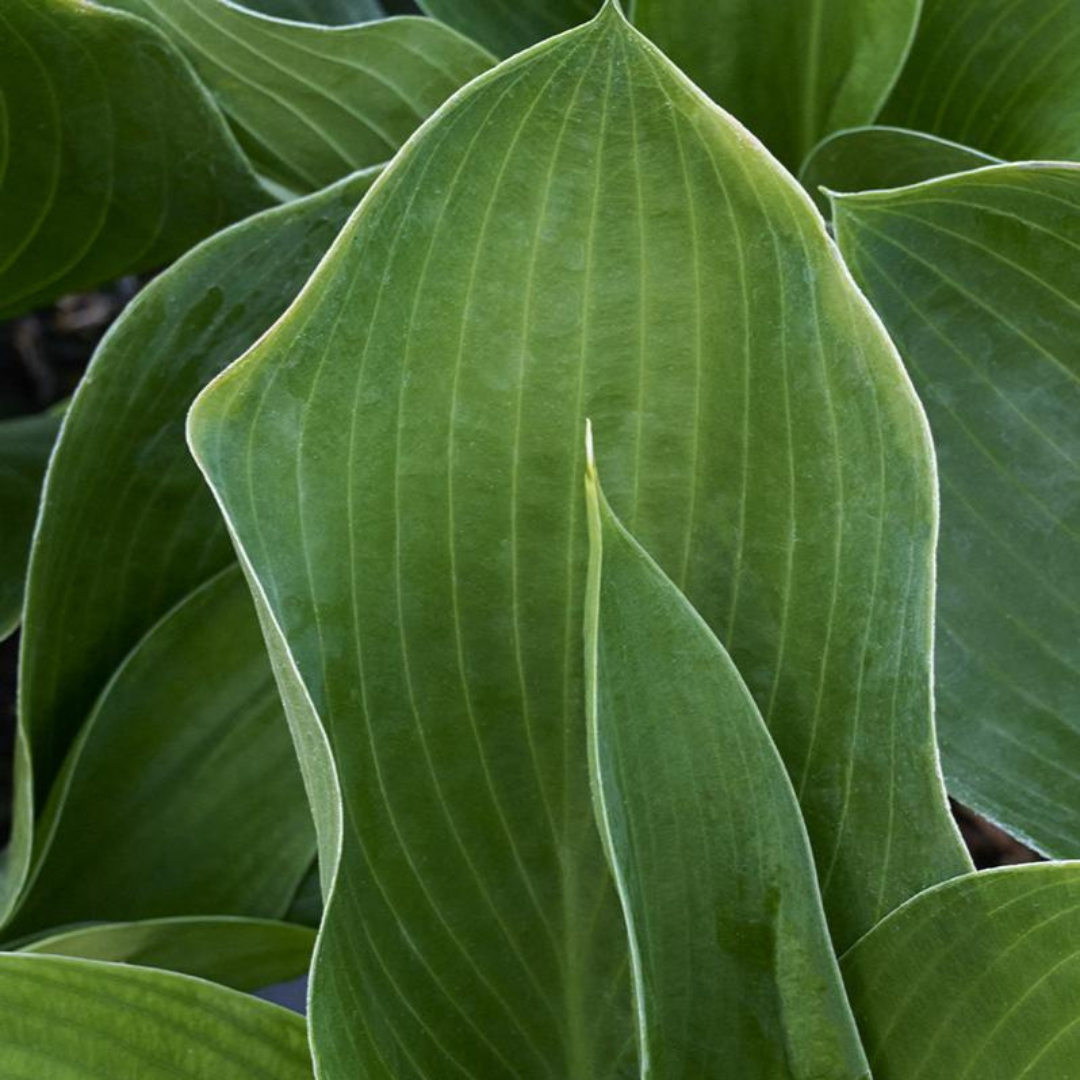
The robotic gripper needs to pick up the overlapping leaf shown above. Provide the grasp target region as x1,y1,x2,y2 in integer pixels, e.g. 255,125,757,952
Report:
0,409,62,640
109,0,494,193
18,916,315,993
801,127,997,212
0,953,312,1080
191,8,967,1076
3,568,312,940
842,864,1080,1078
833,165,1080,857
419,0,598,57
584,455,870,1078
632,0,922,169
3,169,379,928
0,0,268,320
882,0,1080,161
240,0,382,22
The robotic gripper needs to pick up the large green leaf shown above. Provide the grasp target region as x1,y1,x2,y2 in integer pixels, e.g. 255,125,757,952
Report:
109,0,494,194
192,6,967,1073
3,567,312,940
0,410,62,641
631,0,922,170
801,126,998,212
0,0,267,320
240,0,382,22
881,0,1080,160
418,0,598,57
832,164,1080,857
3,169,379,926
0,953,312,1079
18,916,315,993
842,864,1080,1078
584,450,870,1078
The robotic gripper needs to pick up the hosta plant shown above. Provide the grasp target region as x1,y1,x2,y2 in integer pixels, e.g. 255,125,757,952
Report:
0,0,1077,1078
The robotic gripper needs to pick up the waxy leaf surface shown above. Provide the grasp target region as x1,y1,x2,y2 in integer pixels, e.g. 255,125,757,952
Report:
3,170,378,926
0,953,312,1080
584,461,870,1079
19,916,315,993
112,0,494,193
0,410,62,641
192,8,965,1076
632,0,921,169
0,0,267,320
419,0,598,57
882,0,1080,161
801,127,997,213
842,864,1080,1079
834,165,1080,857
4,568,312,940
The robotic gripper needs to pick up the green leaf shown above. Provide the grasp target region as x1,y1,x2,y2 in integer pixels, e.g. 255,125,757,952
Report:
284,861,323,928
882,0,1080,160
4,168,379,926
0,409,63,641
18,916,315,993
0,0,268,321
190,7,967,1074
842,864,1080,1078
239,0,382,23
631,0,922,169
3,567,313,940
0,953,312,1079
800,126,998,213
832,164,1080,858
108,0,494,194
418,0,599,57
584,449,870,1078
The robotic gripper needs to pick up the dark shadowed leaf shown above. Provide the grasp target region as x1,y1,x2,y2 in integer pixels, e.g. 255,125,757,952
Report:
110,0,493,194
0,0,268,320
0,410,62,641
833,164,1080,858
882,0,1080,161
4,568,312,940
419,0,598,57
632,0,922,169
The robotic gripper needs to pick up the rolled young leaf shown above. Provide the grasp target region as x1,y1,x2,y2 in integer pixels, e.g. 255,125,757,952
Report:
18,916,315,993
0,0,268,321
192,6,967,1074
584,445,870,1079
0,953,312,1080
832,165,1080,858
631,0,922,170
3,567,312,940
842,863,1080,1079
881,0,1080,161
418,0,599,57
0,409,63,641
109,0,494,194
4,169,380,927
800,127,998,213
